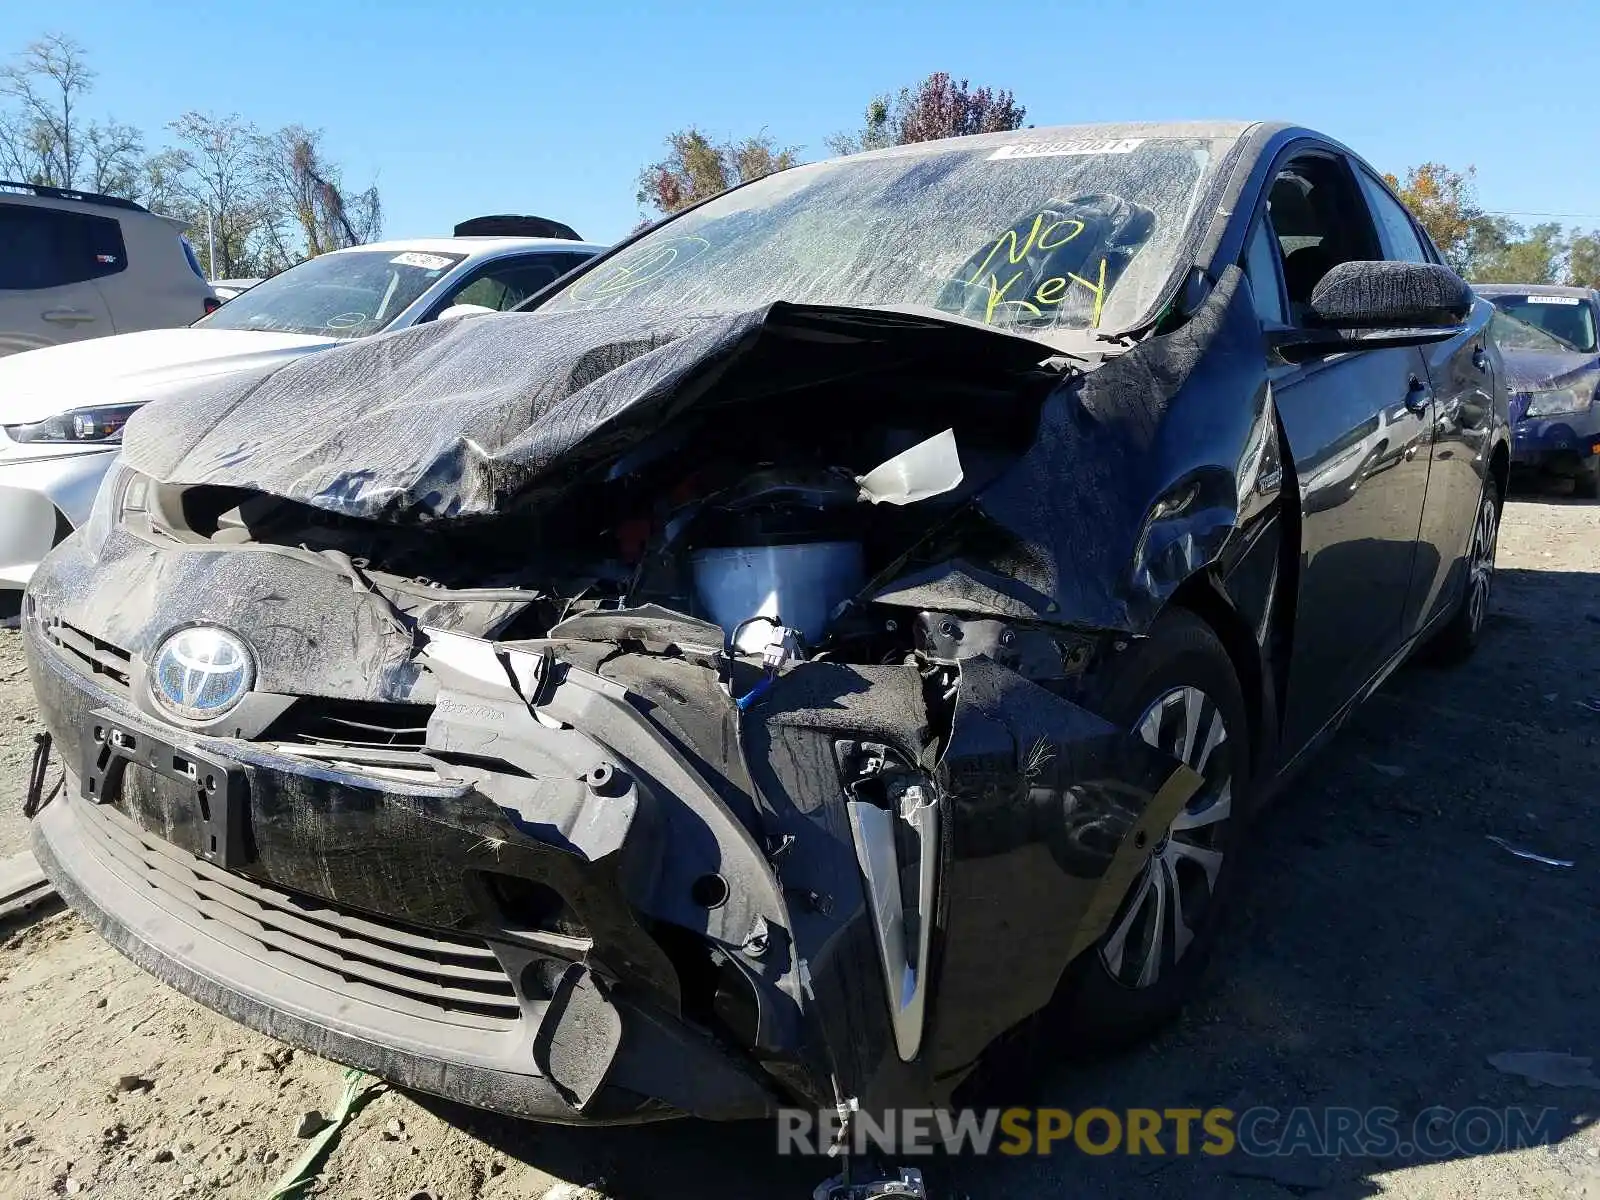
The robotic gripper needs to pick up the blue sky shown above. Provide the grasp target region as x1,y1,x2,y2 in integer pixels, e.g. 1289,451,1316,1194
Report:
3,0,1595,245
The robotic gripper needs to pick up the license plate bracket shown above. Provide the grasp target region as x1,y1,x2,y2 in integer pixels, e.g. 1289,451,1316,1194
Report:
81,708,254,869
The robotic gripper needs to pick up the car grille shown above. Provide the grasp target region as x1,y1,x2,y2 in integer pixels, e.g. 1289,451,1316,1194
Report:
80,795,522,1028
45,617,132,695
267,699,434,750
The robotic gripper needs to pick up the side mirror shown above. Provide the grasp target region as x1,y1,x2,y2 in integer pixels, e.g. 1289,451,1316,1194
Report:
1307,260,1473,329
1270,261,1474,362
437,303,495,322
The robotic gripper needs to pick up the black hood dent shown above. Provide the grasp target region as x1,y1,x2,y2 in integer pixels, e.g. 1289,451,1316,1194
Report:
119,303,1058,524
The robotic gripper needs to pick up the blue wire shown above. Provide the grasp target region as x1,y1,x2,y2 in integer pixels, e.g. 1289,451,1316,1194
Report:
735,674,776,711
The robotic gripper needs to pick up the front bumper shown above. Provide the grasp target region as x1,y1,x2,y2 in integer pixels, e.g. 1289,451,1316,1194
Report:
23,614,789,1124
23,528,1199,1123
0,447,116,589
34,785,651,1122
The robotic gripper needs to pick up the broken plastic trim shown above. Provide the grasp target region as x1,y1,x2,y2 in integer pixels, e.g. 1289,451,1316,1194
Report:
854,428,964,507
847,779,937,1062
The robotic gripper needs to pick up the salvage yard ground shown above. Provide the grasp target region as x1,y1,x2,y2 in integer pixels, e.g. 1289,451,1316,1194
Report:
0,493,1597,1200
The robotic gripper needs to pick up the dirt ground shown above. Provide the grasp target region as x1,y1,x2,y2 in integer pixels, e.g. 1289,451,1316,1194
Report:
1,491,1597,1200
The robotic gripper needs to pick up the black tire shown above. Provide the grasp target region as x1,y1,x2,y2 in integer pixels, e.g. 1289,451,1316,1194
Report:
1047,608,1252,1056
1429,476,1501,664
1575,456,1600,500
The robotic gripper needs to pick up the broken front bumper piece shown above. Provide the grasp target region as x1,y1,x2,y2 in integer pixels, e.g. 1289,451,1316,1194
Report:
27,611,1201,1123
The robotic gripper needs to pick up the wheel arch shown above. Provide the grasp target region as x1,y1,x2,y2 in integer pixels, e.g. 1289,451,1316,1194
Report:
1489,439,1510,504
1161,570,1269,784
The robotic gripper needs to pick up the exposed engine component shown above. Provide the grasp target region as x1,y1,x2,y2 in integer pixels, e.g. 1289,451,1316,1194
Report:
692,541,863,652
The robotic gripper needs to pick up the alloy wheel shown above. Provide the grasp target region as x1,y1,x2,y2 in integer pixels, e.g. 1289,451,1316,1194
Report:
1466,494,1499,635
1098,685,1234,989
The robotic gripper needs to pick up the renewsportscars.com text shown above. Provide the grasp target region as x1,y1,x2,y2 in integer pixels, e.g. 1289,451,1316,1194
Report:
777,1105,1565,1158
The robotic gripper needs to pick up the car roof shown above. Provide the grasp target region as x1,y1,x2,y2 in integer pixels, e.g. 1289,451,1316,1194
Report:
0,180,188,229
831,120,1269,165
1474,283,1595,298
329,235,609,258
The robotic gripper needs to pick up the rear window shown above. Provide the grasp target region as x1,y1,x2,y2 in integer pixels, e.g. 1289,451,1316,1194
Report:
0,203,128,290
180,236,206,281
1487,294,1598,354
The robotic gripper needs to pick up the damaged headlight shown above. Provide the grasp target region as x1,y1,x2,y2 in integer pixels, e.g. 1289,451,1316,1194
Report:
1524,385,1594,418
81,459,148,558
4,403,142,444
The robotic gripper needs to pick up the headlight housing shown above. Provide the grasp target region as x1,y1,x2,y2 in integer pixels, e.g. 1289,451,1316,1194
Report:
81,459,150,559
4,403,142,444
1524,385,1594,418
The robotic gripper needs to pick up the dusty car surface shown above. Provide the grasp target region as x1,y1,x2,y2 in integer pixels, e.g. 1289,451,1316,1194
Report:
23,122,1507,1133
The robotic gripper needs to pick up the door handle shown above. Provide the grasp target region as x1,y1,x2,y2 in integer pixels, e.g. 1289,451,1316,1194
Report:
1471,344,1489,373
41,308,96,324
1404,375,1432,415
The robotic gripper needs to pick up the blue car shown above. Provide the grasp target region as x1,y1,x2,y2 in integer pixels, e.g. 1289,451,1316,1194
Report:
1480,284,1600,496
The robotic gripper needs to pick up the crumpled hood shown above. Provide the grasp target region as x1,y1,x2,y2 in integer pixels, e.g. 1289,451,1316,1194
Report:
1500,347,1600,393
0,328,336,425
118,303,1056,523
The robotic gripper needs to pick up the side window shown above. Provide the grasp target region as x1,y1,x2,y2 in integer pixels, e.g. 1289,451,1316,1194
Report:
444,254,582,313
1243,219,1286,325
80,213,129,279
1264,156,1383,323
0,205,68,290
0,204,127,290
1355,171,1429,264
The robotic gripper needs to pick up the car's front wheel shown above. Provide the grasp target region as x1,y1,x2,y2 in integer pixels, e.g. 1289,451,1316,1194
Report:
1050,608,1251,1054
1429,477,1500,663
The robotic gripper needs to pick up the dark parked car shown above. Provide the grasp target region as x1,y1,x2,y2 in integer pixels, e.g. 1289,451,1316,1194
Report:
23,122,1507,1151
1478,283,1600,495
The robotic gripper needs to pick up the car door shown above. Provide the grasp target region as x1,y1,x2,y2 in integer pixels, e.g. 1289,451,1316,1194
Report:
0,202,116,356
1353,168,1498,637
1244,151,1436,756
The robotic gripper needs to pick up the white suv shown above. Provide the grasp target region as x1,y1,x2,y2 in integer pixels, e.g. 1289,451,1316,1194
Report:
0,180,215,357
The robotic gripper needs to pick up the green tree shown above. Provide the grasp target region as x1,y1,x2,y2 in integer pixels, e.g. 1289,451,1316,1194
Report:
1568,230,1600,289
829,72,1026,155
1471,220,1566,284
1383,163,1484,274
636,127,799,217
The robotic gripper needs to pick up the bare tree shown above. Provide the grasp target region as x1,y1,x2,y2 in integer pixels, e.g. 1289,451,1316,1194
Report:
139,148,191,218
0,32,94,186
166,112,271,277
258,125,381,259
84,119,143,197
0,33,383,272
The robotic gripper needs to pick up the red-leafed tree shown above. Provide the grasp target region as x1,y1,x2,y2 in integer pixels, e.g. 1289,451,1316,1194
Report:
828,72,1027,155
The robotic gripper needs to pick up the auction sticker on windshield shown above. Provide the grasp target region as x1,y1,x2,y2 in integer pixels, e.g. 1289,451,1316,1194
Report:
990,138,1145,161
390,252,457,271
1525,295,1582,305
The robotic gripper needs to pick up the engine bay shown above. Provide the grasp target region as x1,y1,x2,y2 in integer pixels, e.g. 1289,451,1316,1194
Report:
130,369,1054,679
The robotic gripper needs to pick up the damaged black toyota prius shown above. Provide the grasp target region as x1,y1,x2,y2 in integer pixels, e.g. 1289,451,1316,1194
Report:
24,122,1507,1134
